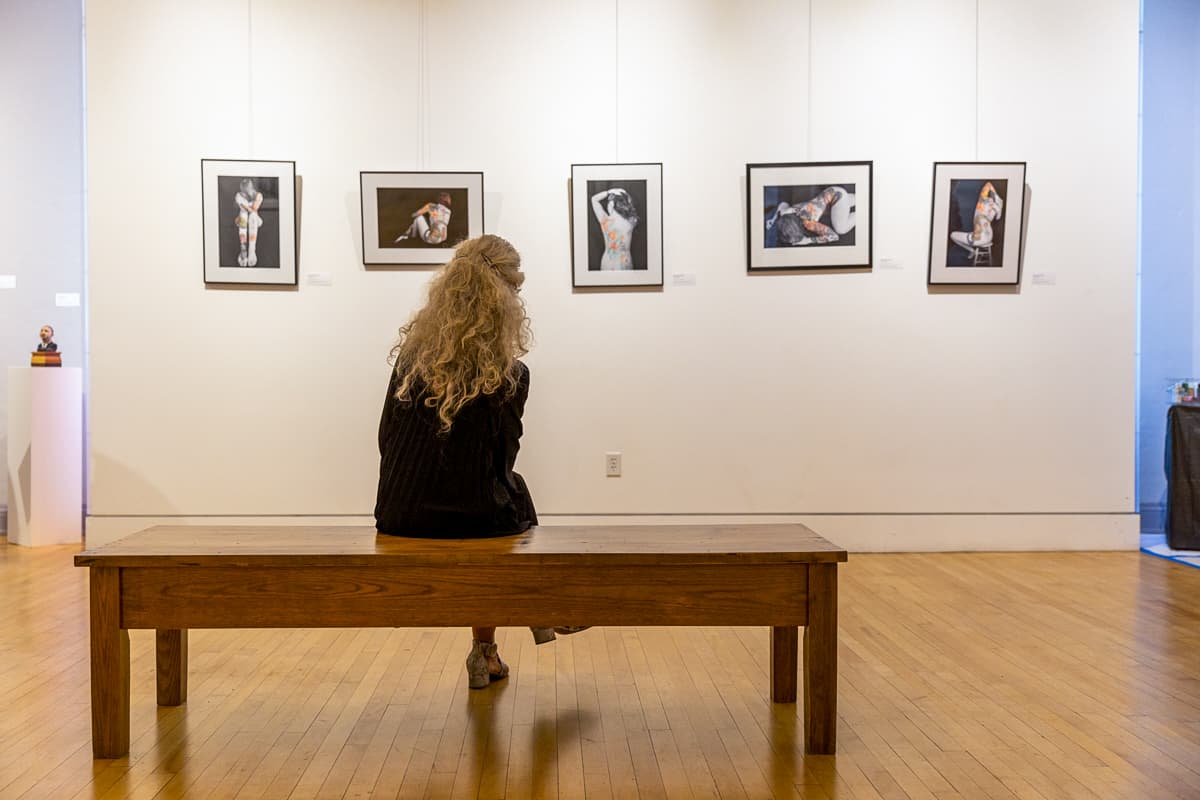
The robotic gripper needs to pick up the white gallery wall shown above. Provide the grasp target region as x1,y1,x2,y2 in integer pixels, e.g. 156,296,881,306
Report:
85,0,1140,549
0,0,86,532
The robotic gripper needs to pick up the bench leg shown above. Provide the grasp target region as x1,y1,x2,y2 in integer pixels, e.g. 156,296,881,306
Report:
803,563,838,754
89,567,129,758
770,626,798,702
156,629,188,706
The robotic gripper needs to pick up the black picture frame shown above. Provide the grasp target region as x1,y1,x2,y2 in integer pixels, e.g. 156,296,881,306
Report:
569,162,664,288
201,158,298,286
745,161,873,272
359,171,485,266
927,161,1027,286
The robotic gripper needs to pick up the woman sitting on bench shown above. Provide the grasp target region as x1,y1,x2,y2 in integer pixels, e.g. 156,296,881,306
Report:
375,233,584,689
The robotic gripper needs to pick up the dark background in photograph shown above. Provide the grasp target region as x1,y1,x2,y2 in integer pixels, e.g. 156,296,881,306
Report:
946,178,1008,267
585,179,649,271
763,184,857,248
217,176,281,268
376,188,470,249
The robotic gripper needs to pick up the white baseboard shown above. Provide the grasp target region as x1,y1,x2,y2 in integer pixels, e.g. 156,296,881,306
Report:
84,513,1139,551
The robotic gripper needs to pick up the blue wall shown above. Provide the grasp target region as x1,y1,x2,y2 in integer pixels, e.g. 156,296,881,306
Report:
1140,0,1200,531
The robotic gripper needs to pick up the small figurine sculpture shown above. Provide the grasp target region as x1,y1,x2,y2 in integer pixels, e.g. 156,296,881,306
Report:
31,324,62,367
36,325,58,352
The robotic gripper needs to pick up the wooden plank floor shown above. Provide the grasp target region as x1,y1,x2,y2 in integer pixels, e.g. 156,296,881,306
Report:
2,539,1198,799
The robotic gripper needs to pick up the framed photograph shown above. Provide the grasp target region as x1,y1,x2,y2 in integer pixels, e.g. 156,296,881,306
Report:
360,171,484,266
201,159,297,285
928,162,1026,285
746,161,872,271
570,163,663,287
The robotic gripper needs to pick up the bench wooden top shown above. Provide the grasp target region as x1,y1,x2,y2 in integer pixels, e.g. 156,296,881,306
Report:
75,524,847,568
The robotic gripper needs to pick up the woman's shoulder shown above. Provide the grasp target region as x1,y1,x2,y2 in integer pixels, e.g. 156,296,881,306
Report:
513,360,531,387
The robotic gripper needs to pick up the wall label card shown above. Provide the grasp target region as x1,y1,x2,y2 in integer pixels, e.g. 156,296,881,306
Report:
0,275,16,289
55,292,81,307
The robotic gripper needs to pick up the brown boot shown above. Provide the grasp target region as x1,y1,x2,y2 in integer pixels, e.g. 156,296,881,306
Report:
466,640,509,689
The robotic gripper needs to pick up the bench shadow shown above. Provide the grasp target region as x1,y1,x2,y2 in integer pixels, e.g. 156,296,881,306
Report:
464,688,597,793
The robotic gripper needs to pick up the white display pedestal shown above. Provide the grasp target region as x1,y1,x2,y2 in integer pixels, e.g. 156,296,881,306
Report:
7,366,83,546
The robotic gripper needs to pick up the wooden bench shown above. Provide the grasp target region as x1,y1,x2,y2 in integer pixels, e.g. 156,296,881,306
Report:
74,523,847,758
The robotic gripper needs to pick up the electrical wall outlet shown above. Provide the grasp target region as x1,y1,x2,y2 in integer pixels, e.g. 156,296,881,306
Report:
605,452,622,477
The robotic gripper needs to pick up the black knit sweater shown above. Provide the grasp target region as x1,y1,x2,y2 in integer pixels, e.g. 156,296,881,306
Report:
374,362,538,538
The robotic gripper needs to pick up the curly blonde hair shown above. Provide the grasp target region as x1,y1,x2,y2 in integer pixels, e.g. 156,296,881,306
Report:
390,234,531,432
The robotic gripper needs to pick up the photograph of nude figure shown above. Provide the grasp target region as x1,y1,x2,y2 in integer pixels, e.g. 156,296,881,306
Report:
945,178,1008,268
763,184,857,249
375,188,469,251
585,179,648,271
927,162,1026,285
216,176,280,269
